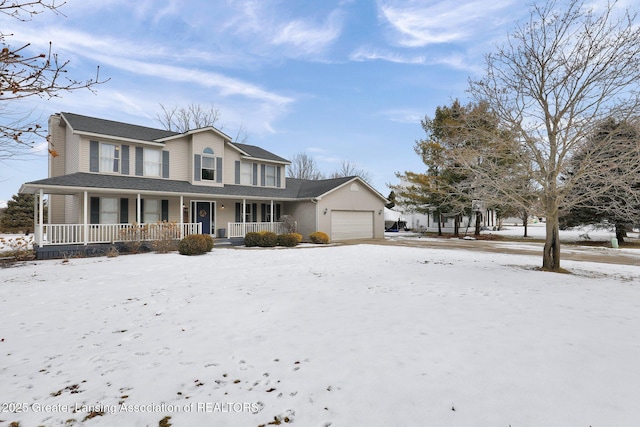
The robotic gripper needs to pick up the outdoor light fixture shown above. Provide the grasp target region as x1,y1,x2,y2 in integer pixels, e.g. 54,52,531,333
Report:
323,208,328,215
378,209,383,215
221,204,224,209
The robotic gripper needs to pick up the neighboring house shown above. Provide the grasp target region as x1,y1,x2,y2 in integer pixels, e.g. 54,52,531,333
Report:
393,179,497,233
20,112,386,258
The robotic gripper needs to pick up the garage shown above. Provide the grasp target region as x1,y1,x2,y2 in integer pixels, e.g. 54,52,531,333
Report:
330,210,374,240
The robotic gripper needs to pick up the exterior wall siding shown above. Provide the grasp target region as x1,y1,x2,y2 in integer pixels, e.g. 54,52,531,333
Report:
164,139,189,181
48,114,66,178
286,202,317,240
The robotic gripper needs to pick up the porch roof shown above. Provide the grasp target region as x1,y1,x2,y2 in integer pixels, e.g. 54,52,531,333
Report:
20,172,357,200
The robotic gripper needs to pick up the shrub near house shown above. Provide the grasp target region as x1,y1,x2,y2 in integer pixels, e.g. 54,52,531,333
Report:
178,234,214,255
309,232,329,244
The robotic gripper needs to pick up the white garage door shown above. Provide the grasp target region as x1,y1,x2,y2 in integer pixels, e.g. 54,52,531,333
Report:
331,210,374,240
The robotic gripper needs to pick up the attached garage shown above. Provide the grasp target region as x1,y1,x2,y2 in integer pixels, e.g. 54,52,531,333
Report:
331,210,374,240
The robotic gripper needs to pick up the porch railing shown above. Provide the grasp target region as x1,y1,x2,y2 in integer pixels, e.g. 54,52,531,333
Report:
227,222,286,238
37,222,202,246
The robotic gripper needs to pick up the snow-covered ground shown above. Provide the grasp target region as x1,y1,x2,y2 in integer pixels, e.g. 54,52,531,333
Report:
1,243,640,426
488,222,639,242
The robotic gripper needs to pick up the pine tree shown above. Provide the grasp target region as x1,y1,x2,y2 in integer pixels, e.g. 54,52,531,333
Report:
0,193,45,233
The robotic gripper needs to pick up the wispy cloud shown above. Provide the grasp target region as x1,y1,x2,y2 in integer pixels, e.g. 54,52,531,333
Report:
350,47,425,64
379,109,424,124
4,25,293,106
377,0,518,47
270,10,344,56
221,1,345,58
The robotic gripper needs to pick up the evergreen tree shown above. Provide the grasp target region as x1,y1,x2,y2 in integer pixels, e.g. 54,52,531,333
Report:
385,191,396,209
0,193,45,233
560,118,640,242
394,100,514,236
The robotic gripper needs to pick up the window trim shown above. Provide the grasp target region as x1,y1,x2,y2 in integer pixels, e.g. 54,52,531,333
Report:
264,165,277,187
143,199,161,223
143,148,162,177
201,147,216,181
99,143,120,174
100,197,119,224
240,161,253,185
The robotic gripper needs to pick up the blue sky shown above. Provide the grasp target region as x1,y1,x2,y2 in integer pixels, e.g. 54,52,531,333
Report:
1,0,545,204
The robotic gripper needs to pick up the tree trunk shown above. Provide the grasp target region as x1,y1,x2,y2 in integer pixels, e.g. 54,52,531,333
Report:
522,211,528,237
543,216,561,271
453,214,460,237
474,212,482,236
437,212,442,236
615,223,627,243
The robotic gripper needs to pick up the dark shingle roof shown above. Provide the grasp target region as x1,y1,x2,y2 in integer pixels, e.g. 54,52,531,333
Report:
61,112,181,142
22,173,358,200
231,142,290,163
288,176,355,198
60,113,289,164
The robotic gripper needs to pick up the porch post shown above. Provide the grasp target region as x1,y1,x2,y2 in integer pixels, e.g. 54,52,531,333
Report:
242,198,246,236
37,189,43,246
270,199,274,232
39,189,45,245
136,194,141,224
83,191,88,245
179,195,184,238
33,190,37,245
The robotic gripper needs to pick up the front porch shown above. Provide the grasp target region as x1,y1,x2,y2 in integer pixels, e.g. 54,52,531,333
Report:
36,222,202,246
34,221,287,246
26,187,291,253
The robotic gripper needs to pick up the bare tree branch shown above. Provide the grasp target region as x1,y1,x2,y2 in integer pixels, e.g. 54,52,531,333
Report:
465,0,640,270
1,1,108,156
156,103,221,133
287,152,325,180
330,160,372,183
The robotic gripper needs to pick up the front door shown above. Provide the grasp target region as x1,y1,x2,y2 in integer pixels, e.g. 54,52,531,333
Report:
195,202,215,234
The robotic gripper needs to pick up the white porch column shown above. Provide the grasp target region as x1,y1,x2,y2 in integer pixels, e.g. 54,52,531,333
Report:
270,199,274,233
37,189,44,246
179,195,184,238
136,194,141,224
242,198,246,236
270,200,274,223
33,190,38,245
83,191,88,245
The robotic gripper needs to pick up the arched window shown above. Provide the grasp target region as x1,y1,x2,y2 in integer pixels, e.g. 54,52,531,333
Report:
202,147,215,180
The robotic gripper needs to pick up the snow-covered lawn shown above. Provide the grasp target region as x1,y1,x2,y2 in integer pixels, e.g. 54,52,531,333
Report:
1,244,640,426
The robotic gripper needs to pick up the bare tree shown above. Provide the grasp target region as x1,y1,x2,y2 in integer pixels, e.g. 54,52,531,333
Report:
156,103,221,133
330,160,372,183
156,102,250,144
287,152,325,180
1,0,107,157
463,0,640,271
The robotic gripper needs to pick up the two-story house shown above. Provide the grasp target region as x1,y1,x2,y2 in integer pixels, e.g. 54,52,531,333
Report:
19,112,386,258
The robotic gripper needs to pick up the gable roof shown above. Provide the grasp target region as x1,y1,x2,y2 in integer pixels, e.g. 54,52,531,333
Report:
61,112,179,142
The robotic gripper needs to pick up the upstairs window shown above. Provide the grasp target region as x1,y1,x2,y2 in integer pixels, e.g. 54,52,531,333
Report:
265,165,276,186
240,162,253,185
202,147,215,181
100,143,120,173
143,148,162,177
